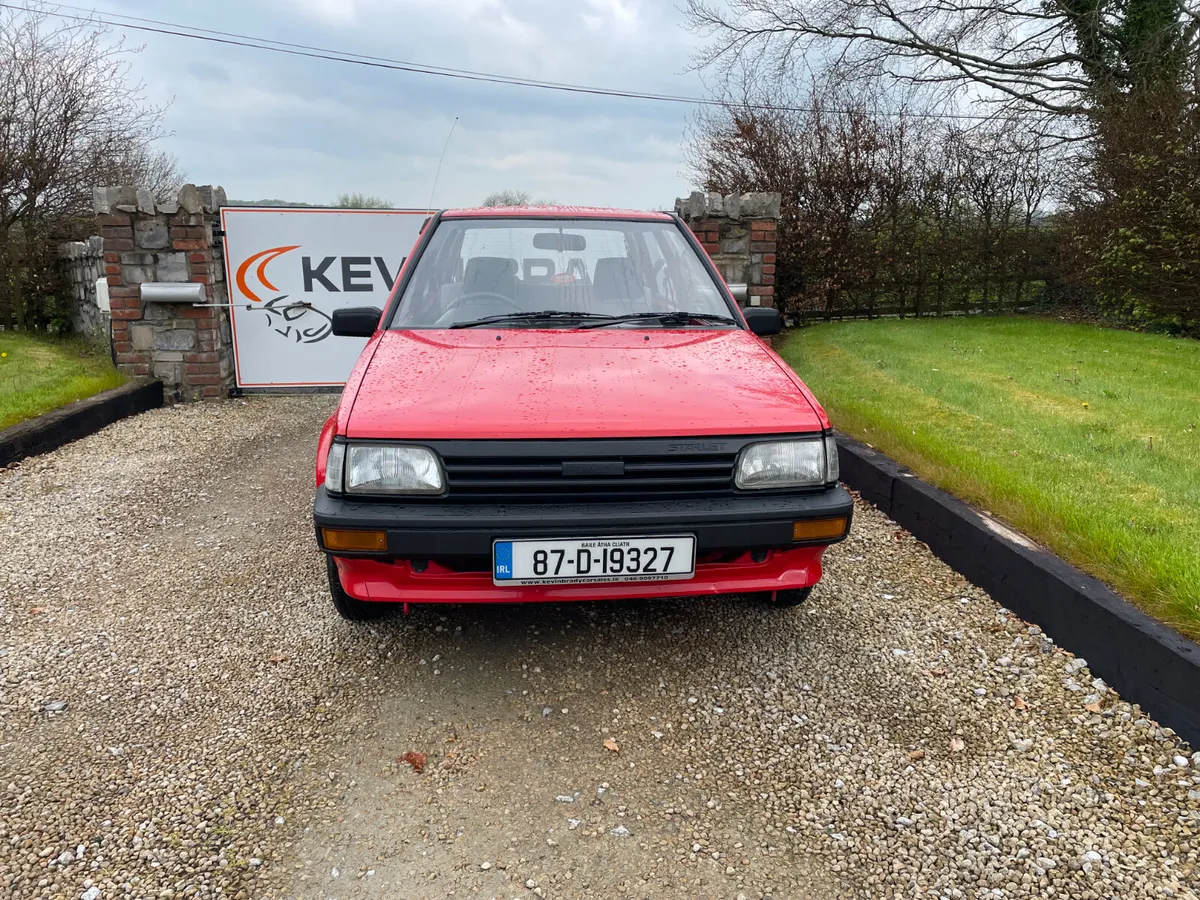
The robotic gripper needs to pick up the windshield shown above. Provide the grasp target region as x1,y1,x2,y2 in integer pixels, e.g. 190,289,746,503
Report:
389,217,735,328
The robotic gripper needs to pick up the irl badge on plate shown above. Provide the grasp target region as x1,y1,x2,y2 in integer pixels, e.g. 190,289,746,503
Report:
494,541,515,580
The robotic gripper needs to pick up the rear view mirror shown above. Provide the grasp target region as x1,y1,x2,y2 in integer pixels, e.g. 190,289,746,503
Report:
332,306,382,337
742,307,781,336
533,232,586,252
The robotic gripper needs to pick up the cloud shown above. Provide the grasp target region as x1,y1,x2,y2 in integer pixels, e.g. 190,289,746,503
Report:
98,0,708,209
581,0,640,33
286,0,361,26
184,61,230,84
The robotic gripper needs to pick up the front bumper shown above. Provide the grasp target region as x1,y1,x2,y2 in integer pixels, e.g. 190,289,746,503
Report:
314,485,853,603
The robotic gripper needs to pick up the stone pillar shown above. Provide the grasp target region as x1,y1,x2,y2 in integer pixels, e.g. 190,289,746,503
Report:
674,192,781,308
92,184,234,401
58,236,107,350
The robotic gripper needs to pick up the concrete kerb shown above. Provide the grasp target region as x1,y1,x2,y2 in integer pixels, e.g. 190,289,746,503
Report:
835,431,1200,747
0,378,164,468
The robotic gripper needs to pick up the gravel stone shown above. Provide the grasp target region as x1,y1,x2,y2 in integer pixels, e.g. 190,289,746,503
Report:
2,397,1197,900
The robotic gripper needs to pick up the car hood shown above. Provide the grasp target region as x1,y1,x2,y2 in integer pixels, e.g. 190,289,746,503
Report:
346,329,824,439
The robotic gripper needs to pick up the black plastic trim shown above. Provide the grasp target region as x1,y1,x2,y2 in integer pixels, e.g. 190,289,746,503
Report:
0,378,164,468
835,431,1200,747
314,484,854,558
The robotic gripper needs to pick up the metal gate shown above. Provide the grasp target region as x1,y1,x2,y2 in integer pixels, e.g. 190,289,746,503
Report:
220,207,427,389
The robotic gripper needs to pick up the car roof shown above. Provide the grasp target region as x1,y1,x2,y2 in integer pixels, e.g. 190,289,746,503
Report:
441,205,674,221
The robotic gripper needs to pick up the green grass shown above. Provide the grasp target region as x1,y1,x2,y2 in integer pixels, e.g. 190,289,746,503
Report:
780,317,1200,640
0,332,125,430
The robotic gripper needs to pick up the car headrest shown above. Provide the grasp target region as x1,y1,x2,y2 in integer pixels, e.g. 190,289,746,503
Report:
464,256,517,295
592,257,644,302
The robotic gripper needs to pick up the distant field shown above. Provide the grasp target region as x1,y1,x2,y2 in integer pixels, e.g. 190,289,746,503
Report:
781,317,1200,640
0,332,125,429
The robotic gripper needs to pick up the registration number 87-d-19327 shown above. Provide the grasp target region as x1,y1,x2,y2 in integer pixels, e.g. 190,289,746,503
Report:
493,535,696,586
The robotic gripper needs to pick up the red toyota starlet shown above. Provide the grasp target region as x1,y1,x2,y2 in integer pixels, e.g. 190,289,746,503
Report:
313,206,852,619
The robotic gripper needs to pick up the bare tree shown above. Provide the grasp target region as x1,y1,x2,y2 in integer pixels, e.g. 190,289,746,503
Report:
0,2,176,329
0,4,169,226
687,0,1198,130
691,77,1058,319
482,189,533,207
109,147,188,203
335,192,392,209
689,0,1199,327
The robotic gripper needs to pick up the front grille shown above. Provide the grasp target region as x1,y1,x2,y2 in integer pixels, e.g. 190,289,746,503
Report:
334,436,827,504
440,449,738,502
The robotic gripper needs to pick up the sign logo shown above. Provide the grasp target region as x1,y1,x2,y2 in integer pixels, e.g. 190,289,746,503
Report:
234,244,333,344
236,245,299,303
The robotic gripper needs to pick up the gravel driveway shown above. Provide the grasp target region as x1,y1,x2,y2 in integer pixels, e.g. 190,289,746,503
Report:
1,396,1197,900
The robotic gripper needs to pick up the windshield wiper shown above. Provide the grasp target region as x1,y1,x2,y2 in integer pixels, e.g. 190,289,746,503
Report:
577,311,740,329
449,310,617,329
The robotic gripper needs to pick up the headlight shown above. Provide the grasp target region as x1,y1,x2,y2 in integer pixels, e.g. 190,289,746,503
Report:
736,438,835,489
345,444,445,494
324,442,345,492
824,434,839,482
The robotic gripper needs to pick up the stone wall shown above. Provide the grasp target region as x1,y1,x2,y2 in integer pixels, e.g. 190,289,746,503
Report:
58,236,107,349
674,192,781,308
93,184,234,401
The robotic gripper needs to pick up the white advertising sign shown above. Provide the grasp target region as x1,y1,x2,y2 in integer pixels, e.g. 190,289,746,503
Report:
221,208,428,388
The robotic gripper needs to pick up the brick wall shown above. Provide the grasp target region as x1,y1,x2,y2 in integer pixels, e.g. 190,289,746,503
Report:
675,192,781,308
92,184,234,401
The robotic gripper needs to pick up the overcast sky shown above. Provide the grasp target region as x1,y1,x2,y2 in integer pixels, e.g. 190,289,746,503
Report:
92,0,712,210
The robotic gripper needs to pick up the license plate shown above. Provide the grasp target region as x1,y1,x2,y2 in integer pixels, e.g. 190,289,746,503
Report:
493,535,696,586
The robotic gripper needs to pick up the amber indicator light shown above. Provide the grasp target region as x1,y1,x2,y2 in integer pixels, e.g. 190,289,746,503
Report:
321,528,387,552
792,517,848,542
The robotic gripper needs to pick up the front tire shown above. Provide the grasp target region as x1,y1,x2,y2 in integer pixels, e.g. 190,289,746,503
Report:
326,556,392,621
753,587,813,608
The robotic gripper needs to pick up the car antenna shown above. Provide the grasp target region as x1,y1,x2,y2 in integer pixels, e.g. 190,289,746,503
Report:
426,116,459,215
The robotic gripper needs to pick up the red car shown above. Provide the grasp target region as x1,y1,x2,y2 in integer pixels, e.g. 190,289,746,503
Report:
313,207,851,619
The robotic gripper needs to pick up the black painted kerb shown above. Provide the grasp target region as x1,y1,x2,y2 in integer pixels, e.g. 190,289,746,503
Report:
0,378,164,468
837,431,1200,747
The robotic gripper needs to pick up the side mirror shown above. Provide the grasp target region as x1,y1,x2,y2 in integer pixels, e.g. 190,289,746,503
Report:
331,306,382,337
742,306,781,337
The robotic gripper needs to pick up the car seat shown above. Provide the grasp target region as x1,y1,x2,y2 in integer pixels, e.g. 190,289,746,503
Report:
463,257,518,299
592,257,646,316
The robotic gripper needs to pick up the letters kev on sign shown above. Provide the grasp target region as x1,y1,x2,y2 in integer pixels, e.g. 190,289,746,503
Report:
221,207,427,388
